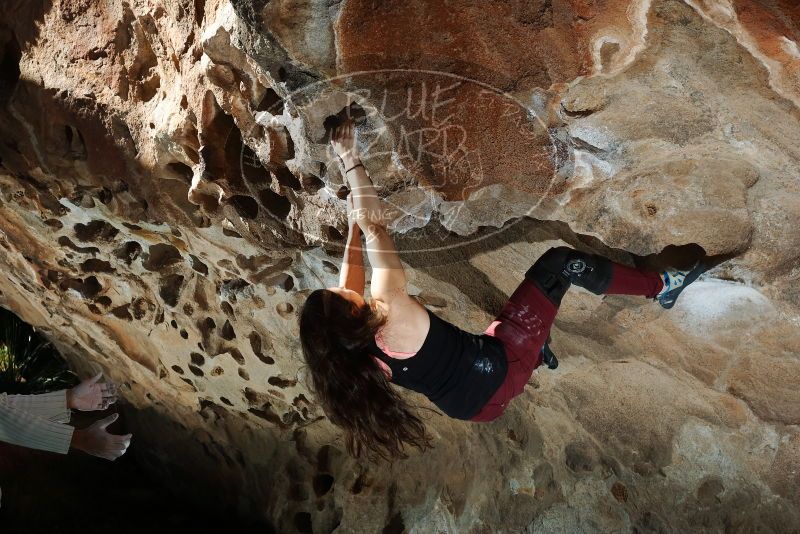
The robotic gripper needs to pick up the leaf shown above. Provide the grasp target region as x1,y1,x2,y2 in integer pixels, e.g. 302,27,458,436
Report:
0,307,76,394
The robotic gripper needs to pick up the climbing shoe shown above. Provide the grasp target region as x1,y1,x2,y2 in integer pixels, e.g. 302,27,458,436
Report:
656,261,708,309
541,342,558,370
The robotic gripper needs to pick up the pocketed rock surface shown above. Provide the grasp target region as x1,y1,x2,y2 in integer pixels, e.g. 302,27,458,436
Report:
0,0,799,531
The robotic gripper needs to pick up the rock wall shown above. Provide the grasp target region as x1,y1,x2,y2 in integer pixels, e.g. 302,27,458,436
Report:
0,0,799,531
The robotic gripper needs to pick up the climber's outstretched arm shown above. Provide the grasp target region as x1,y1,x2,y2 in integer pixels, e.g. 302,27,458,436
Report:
330,120,407,303
338,195,366,295
360,224,407,302
332,121,385,228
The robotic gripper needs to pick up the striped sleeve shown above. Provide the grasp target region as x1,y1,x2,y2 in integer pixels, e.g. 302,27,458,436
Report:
1,390,71,423
0,394,74,454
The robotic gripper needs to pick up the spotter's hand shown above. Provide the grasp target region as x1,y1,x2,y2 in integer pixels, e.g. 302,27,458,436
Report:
67,372,118,412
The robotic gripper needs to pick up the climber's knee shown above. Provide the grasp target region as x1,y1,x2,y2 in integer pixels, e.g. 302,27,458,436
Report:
525,247,573,305
525,246,614,304
564,249,613,295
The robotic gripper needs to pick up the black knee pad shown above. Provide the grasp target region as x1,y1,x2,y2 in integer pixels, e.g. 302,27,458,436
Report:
564,249,614,294
525,246,614,305
525,247,572,305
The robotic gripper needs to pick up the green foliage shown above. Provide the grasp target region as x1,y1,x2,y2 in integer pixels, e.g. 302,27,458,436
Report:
0,307,74,394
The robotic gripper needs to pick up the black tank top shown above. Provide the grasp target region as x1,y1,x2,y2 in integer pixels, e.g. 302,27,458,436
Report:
371,308,508,420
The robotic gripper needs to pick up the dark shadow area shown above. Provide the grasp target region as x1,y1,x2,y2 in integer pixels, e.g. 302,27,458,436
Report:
0,1,55,53
0,439,264,534
638,242,710,272
0,307,270,533
0,30,21,105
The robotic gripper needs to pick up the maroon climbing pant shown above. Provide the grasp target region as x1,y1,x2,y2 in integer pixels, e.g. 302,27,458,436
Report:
469,262,664,422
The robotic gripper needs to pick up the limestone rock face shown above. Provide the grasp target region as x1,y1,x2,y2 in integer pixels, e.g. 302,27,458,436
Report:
1,0,799,531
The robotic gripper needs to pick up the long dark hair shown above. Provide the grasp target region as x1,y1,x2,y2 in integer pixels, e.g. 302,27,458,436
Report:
299,289,433,461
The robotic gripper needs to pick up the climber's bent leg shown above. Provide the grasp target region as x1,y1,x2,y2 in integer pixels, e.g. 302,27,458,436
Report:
525,246,663,305
469,247,665,423
469,278,556,422
605,262,664,298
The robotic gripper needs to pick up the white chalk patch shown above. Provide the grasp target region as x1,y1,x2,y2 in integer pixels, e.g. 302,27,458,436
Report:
569,150,614,191
438,183,535,236
671,279,776,336
386,188,439,234
780,36,800,59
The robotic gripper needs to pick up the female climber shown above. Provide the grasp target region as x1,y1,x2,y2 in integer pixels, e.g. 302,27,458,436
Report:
299,120,706,461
